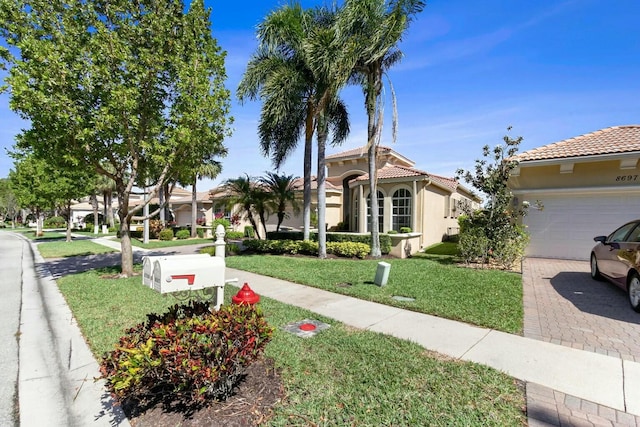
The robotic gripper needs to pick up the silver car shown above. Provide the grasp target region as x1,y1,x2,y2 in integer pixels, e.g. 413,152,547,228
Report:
590,219,640,312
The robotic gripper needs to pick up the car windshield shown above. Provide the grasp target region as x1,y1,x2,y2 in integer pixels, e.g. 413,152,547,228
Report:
608,222,640,243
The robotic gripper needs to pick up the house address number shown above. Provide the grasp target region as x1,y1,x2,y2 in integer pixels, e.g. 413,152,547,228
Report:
616,175,639,182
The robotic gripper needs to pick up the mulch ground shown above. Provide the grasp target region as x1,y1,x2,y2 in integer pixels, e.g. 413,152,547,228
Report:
124,357,285,427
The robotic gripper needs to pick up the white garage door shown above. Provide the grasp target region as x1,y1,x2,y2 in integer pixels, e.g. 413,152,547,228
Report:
523,192,640,260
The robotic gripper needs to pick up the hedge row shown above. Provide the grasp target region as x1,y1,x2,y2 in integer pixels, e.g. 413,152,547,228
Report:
265,231,391,254
243,239,371,259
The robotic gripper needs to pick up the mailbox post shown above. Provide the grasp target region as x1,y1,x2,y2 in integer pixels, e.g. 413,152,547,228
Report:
214,224,226,258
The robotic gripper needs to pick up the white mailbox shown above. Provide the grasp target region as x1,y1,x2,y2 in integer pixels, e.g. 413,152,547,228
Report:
142,254,210,287
151,256,225,294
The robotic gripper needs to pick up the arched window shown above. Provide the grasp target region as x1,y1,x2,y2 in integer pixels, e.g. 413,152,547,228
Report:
392,188,411,231
366,191,384,232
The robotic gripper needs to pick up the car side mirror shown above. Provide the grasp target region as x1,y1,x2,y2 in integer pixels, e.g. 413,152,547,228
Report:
593,235,607,244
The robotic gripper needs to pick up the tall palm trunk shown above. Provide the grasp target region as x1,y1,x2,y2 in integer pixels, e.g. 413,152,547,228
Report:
303,104,314,240
367,71,382,257
317,112,328,258
90,192,99,234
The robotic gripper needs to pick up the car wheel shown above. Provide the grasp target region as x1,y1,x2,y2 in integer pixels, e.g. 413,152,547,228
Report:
629,272,640,313
590,253,603,281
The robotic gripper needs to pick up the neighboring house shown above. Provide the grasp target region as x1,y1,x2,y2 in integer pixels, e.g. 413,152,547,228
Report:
170,191,215,227
510,125,640,260
211,145,481,254
325,146,480,250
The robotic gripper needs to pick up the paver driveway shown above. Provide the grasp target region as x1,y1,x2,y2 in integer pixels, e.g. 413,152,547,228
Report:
523,257,640,362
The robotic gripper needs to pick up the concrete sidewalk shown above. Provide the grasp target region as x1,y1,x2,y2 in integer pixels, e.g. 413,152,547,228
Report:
11,233,130,426
227,267,640,419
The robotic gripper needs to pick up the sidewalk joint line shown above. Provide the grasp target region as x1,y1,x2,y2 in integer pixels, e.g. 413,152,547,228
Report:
458,328,493,360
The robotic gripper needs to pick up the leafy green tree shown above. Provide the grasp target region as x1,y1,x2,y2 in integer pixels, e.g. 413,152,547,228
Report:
1,0,232,276
238,3,349,246
260,172,300,232
9,152,93,240
0,178,18,227
456,128,529,268
342,0,425,257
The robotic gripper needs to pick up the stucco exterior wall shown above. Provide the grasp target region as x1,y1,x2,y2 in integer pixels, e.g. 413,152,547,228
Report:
510,159,640,191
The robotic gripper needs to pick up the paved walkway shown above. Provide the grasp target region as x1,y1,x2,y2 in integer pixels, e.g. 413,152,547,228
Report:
523,258,640,426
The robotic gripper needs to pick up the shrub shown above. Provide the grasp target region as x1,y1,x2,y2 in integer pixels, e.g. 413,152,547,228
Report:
100,302,273,407
327,242,370,259
458,227,490,266
387,230,398,234
44,216,66,228
227,243,241,255
158,228,174,241
199,247,215,256
400,227,412,234
196,227,205,238
492,225,529,270
225,231,244,240
175,229,190,240
244,226,255,238
213,218,230,230
149,220,164,239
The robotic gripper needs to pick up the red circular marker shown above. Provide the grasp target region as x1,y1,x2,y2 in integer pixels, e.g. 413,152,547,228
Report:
299,323,317,331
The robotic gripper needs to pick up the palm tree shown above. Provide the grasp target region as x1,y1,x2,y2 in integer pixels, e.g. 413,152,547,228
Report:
223,174,262,239
187,161,221,238
342,0,425,257
260,172,300,232
238,3,351,255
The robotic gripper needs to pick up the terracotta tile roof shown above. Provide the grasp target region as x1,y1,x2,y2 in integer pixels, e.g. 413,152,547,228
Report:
326,145,394,160
516,125,640,162
352,165,459,191
170,191,212,203
292,176,340,191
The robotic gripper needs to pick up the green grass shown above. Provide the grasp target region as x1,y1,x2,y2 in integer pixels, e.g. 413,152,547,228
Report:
129,237,212,249
37,240,117,258
423,241,460,256
57,270,526,426
11,229,67,240
226,255,523,334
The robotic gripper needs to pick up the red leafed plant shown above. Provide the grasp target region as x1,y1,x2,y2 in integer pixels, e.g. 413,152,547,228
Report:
100,302,273,409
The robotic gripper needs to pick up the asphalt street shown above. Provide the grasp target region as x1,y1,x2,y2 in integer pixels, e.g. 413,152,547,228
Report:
0,232,21,426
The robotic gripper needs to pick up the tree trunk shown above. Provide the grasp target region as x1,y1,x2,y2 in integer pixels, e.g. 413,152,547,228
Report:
368,144,381,257
65,200,72,242
36,209,43,237
191,178,197,238
303,105,314,241
366,72,382,258
90,192,99,234
106,190,114,228
317,113,327,259
117,191,134,277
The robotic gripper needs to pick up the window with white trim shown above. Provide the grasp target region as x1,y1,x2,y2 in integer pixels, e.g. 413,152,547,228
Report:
392,188,412,231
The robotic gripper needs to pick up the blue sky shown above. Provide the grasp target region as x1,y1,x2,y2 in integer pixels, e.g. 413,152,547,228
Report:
1,0,639,190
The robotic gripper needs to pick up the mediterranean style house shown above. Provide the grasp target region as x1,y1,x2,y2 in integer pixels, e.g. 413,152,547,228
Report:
509,125,640,260
205,145,481,255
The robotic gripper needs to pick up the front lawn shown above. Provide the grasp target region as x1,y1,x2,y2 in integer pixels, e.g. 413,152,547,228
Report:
225,255,523,334
57,268,526,426
129,236,212,249
37,240,117,258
